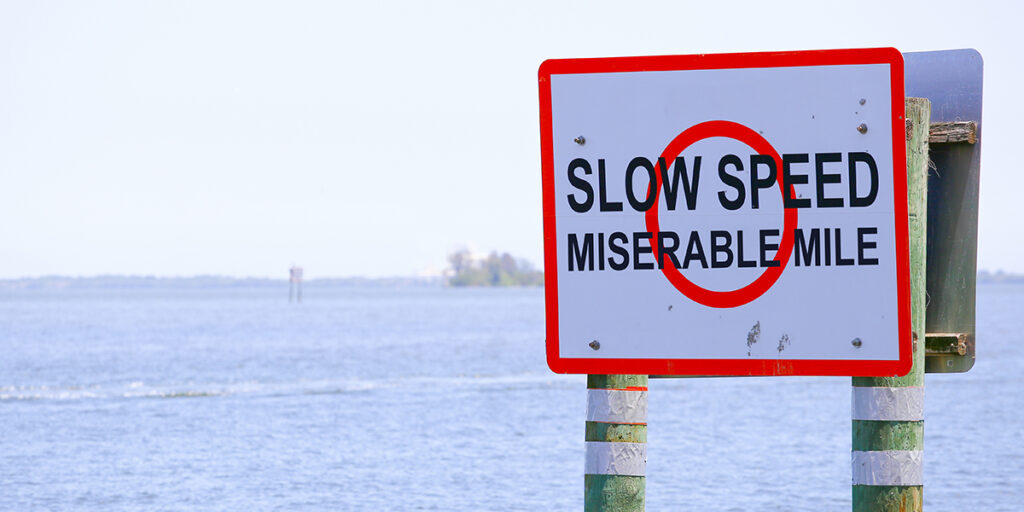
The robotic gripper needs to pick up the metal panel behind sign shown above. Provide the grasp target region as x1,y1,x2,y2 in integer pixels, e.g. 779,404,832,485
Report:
904,49,983,373
539,48,911,376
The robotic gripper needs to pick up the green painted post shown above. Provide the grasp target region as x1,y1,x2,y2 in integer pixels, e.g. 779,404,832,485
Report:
585,374,648,511
851,98,930,511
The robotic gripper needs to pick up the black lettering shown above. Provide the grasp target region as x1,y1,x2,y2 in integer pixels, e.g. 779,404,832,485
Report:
625,157,657,212
660,156,702,211
815,152,844,208
710,230,733,268
566,158,593,213
782,153,811,208
717,154,745,210
597,232,605,271
824,228,832,266
683,231,708,269
736,230,756,268
749,154,777,209
849,152,879,207
794,228,820,267
835,228,855,266
608,232,629,271
657,231,682,269
633,232,654,270
858,227,879,265
568,233,593,271
598,159,623,212
759,229,780,267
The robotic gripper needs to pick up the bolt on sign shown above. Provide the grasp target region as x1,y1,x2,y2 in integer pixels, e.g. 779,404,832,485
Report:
538,48,910,376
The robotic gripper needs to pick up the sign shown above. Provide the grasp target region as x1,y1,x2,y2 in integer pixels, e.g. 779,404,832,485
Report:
538,48,910,376
905,49,983,373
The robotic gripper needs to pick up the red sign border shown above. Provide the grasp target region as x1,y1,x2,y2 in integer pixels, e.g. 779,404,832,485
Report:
538,48,911,377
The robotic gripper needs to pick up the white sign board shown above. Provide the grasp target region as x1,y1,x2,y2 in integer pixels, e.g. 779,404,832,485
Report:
539,48,911,376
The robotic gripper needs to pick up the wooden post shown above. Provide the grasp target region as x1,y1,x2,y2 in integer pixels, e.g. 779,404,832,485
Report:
851,98,930,511
585,374,647,511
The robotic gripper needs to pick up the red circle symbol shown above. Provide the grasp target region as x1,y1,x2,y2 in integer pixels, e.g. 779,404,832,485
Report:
645,120,798,308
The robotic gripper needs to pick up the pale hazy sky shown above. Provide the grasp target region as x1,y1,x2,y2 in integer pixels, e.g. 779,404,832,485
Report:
1,1,1020,278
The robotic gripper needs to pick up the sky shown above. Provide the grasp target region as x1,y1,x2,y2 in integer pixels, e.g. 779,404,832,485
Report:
1,0,1020,278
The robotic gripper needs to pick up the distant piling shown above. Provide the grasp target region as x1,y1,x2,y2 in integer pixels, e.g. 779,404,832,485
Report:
289,266,303,303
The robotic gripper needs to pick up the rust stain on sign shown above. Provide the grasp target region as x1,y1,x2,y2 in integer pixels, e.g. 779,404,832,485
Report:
746,321,761,356
777,334,791,353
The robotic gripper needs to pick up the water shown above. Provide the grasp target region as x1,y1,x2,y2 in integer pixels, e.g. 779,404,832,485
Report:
1,283,1022,510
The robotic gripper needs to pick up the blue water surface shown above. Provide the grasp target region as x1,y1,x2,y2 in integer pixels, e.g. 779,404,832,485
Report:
1,283,1021,510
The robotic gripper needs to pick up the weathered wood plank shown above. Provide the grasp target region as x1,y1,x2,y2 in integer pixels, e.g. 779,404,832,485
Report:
929,121,976,144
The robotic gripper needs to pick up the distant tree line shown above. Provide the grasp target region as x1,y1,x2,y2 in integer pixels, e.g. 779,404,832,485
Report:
977,270,1024,284
446,250,543,287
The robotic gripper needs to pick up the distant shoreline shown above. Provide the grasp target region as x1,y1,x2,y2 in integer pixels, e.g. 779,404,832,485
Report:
1,271,1020,290
976,270,1024,284
0,275,446,291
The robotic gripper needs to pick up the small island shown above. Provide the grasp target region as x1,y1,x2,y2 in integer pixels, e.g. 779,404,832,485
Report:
445,249,543,287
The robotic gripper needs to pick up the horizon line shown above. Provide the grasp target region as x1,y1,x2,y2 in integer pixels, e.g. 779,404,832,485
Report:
2,268,1023,281
0,273,446,282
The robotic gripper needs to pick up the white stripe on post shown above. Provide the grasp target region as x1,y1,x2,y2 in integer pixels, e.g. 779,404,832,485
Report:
851,450,923,486
586,389,648,424
852,386,924,421
585,441,647,476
